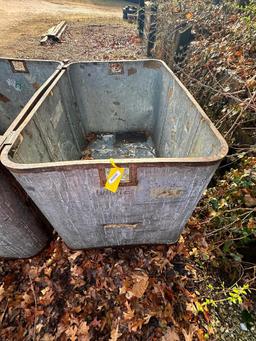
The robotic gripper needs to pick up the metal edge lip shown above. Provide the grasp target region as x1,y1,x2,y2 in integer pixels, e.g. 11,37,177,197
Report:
0,136,4,151
1,59,228,172
1,145,223,173
0,57,63,65
66,58,152,66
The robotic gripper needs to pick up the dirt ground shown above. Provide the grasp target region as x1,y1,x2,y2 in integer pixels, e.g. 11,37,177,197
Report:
5,21,145,61
0,0,131,57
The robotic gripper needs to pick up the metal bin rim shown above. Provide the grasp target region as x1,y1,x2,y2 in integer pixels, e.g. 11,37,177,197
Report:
0,59,228,173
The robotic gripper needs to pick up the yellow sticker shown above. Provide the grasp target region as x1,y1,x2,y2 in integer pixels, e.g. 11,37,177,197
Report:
105,159,124,193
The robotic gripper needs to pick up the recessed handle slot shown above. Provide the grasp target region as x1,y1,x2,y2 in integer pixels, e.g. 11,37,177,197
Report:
103,223,141,229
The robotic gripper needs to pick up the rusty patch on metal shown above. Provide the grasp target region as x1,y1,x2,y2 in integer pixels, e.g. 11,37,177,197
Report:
167,87,173,99
33,82,40,90
103,223,140,229
151,188,184,198
128,67,137,76
0,93,10,103
108,62,124,75
143,60,161,70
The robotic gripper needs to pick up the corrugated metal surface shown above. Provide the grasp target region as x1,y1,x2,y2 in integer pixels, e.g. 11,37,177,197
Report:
0,58,62,258
1,59,228,249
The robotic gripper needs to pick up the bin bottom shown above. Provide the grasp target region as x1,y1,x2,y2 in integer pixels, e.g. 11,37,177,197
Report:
82,131,156,160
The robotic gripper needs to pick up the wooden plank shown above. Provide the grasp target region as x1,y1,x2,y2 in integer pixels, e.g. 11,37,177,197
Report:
56,24,67,41
48,21,66,38
40,21,67,44
40,36,48,45
41,25,56,38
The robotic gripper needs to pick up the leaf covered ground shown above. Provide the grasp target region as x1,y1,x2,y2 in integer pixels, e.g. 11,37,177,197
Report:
0,157,255,340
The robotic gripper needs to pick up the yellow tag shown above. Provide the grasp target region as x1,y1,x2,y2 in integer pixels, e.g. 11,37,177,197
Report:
105,159,124,193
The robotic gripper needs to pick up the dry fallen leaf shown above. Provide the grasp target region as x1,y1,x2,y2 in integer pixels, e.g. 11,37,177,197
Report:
35,323,44,334
185,12,193,20
39,287,54,305
196,328,207,341
41,334,55,341
123,301,134,321
22,292,33,305
244,194,256,208
66,325,78,341
182,324,197,341
0,284,5,302
78,321,90,340
127,273,149,299
109,324,122,341
161,327,180,341
130,319,144,332
68,251,84,262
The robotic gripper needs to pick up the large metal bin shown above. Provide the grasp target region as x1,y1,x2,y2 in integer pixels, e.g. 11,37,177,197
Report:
0,58,62,258
1,59,228,249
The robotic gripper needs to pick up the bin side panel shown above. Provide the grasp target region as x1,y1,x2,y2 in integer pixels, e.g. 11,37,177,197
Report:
68,62,162,134
0,165,48,258
157,75,209,158
10,163,218,249
11,73,85,163
189,119,221,157
0,60,60,134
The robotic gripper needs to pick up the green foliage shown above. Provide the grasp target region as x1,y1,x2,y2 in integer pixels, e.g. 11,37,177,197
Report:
199,284,251,311
205,157,256,263
228,284,250,304
238,0,256,34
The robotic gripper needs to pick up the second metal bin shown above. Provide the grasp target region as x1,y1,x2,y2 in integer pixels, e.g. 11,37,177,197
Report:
1,59,228,249
0,58,62,258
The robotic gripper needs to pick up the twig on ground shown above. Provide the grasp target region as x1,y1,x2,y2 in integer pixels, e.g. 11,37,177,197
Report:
29,274,37,341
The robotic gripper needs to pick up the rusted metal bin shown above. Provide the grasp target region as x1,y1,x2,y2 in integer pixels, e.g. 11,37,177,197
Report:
1,59,228,249
0,58,62,258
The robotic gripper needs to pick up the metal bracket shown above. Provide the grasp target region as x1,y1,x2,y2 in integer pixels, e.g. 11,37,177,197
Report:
3,131,18,146
61,59,70,69
9,60,29,73
98,164,138,188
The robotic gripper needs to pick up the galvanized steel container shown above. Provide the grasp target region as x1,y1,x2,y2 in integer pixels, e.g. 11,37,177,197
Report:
0,58,62,258
1,59,228,249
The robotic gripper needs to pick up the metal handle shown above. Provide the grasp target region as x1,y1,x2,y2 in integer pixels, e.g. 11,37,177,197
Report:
9,60,29,73
98,163,138,187
103,222,141,229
